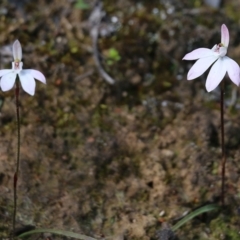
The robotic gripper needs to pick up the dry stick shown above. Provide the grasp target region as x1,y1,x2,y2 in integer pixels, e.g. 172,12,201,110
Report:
89,2,115,85
12,80,20,236
220,81,226,206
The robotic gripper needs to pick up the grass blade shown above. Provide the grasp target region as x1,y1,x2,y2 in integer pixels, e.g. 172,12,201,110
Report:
18,228,101,240
171,204,219,232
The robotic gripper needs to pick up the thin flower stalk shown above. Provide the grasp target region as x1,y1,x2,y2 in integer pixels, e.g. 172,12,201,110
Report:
183,24,240,205
0,40,46,236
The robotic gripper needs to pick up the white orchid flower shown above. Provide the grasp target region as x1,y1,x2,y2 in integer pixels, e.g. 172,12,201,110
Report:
183,24,240,92
0,40,46,96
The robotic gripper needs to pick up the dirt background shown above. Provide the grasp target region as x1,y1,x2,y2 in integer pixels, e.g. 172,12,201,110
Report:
1,0,240,239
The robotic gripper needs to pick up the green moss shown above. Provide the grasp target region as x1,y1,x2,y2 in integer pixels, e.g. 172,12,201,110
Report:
210,217,239,240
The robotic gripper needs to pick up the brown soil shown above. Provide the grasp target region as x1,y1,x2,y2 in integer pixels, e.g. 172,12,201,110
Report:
1,0,240,239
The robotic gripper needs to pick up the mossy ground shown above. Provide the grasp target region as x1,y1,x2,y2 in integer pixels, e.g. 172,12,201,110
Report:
1,0,240,239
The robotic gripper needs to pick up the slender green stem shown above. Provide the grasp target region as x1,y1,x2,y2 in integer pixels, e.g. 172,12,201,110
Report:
13,80,20,236
220,81,226,206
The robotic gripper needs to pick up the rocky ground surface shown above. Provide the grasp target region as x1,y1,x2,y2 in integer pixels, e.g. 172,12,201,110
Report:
1,0,240,239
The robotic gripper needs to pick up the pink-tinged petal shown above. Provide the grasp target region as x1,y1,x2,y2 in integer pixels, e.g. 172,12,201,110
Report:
223,56,240,86
206,58,226,92
0,72,17,91
13,40,22,61
19,72,36,96
221,24,229,48
187,56,218,80
0,69,13,77
22,69,46,84
183,48,213,60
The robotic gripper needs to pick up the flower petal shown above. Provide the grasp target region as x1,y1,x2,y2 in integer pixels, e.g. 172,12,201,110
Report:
182,48,213,60
223,56,240,86
13,40,22,61
0,72,17,91
0,69,13,77
221,24,229,48
206,58,226,92
22,69,46,84
187,56,218,80
19,72,36,96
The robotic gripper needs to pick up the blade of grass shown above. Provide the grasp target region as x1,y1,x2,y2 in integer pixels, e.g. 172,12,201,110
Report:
18,228,101,240
171,204,219,232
